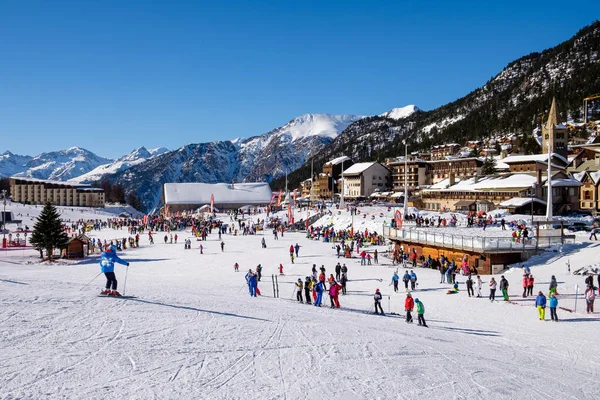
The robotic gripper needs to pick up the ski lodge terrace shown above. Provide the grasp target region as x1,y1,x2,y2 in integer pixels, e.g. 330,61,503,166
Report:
382,225,575,274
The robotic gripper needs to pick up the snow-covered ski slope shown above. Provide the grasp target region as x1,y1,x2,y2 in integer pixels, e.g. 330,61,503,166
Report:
1,204,599,399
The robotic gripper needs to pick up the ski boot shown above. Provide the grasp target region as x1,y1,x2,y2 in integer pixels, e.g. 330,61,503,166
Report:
100,289,111,295
110,290,122,297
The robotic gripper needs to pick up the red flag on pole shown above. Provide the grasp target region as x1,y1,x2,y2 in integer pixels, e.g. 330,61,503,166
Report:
269,193,276,205
276,189,283,206
165,205,170,218
288,205,293,224
210,194,215,214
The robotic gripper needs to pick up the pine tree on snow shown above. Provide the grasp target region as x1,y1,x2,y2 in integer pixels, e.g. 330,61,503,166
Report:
29,202,69,262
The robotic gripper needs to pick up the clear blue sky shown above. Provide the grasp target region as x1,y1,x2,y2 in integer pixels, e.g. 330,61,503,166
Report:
0,0,598,159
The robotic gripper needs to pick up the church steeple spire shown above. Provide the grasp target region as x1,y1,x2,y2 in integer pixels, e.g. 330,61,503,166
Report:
545,97,559,130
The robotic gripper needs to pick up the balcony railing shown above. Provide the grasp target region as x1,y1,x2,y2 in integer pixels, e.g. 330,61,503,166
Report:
382,226,573,253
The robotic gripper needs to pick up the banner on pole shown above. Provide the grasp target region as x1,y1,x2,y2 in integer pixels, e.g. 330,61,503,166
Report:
277,189,283,206
395,209,402,228
210,194,215,214
269,193,276,205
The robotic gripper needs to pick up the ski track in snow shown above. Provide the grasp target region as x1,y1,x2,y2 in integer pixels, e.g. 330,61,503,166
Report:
1,205,600,399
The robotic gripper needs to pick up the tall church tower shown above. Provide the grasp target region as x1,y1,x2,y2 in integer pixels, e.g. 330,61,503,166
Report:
541,97,568,160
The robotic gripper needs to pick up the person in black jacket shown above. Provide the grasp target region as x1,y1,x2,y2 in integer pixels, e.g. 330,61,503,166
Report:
466,275,474,297
340,273,348,295
374,289,384,314
335,263,342,281
304,277,312,305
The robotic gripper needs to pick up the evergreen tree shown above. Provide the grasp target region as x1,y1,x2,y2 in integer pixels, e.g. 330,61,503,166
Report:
29,202,69,261
481,156,497,176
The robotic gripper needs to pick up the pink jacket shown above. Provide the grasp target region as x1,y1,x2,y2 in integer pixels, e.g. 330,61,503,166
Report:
329,284,340,297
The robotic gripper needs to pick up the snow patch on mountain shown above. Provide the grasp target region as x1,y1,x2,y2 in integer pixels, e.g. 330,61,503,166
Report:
379,105,421,120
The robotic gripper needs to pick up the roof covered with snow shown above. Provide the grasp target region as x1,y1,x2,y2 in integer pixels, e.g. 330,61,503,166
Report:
326,156,351,166
342,162,382,176
163,182,272,205
498,197,547,207
502,153,568,166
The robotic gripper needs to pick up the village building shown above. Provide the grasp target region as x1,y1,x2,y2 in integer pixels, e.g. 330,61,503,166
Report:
341,162,390,199
542,97,569,160
9,177,105,207
318,156,352,199
430,143,461,160
162,182,272,212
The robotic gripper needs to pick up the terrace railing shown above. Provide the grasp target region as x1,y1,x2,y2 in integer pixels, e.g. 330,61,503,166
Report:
382,226,574,253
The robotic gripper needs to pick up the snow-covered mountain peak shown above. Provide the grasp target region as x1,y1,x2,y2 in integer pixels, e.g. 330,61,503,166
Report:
379,105,421,120
277,113,364,142
149,147,169,156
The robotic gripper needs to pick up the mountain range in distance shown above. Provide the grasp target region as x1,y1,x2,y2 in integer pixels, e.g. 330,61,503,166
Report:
0,106,419,210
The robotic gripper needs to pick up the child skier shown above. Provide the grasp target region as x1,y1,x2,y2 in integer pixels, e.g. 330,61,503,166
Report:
234,262,239,272
415,298,428,327
279,264,284,275
220,241,225,252
374,289,384,315
535,291,547,320
99,244,130,296
405,293,414,323
391,272,399,292
304,277,312,305
295,279,304,303
549,292,558,321
314,281,324,307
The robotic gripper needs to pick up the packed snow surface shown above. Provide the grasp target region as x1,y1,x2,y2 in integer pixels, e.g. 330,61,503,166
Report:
1,204,599,399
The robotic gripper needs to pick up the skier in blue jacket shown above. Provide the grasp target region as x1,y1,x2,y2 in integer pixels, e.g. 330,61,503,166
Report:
535,291,547,320
245,270,257,297
391,272,399,292
549,292,559,321
100,244,129,296
314,281,324,307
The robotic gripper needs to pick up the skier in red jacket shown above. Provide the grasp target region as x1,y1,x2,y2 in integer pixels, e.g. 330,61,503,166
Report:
405,293,414,323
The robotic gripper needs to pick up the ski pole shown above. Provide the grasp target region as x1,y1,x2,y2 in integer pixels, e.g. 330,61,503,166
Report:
80,272,102,291
123,265,130,296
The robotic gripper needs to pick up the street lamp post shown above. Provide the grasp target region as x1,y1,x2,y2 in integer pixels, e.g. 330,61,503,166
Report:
2,190,7,249
403,141,408,219
530,183,536,225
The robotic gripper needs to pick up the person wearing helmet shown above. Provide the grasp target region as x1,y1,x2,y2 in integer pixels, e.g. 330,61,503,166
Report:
415,298,427,327
99,244,130,296
374,289,384,315
295,278,304,303
304,277,312,305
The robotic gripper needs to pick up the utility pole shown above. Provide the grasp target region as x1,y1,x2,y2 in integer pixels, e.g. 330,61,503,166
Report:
1,190,7,249
403,141,408,219
340,159,345,209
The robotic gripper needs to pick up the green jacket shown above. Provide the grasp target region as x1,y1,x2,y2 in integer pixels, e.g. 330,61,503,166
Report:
416,301,424,315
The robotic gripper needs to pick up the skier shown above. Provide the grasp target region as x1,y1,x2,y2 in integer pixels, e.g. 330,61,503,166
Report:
311,264,317,279
340,273,348,295
295,279,304,303
500,275,509,302
174,234,178,244
336,244,341,258
261,237,266,248
402,271,410,291
475,275,483,298
535,291,547,320
164,235,168,244
489,277,497,302
329,280,341,308
245,270,258,297
318,270,327,291
527,274,535,297
374,288,384,315
409,270,417,291
405,293,414,323
289,245,294,258
466,275,474,297
294,243,300,258
279,264,284,275
585,285,595,313
314,280,324,307
549,275,558,296
391,271,399,292
199,244,203,254
290,253,295,264
341,263,348,277
415,298,428,327
335,263,342,281
304,277,312,305
234,262,239,272
99,244,130,296
549,292,558,321
256,264,262,281
220,241,225,252
373,249,378,264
